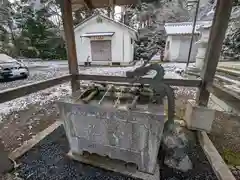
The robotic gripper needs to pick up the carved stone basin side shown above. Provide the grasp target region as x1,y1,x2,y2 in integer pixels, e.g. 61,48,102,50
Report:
57,91,165,175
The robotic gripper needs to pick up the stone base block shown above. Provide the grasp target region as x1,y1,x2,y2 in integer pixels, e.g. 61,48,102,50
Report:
185,100,215,132
68,151,160,180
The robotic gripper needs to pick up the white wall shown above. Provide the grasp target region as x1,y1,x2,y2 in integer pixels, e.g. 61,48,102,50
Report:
164,36,172,61
170,36,181,61
74,17,134,65
164,36,180,61
164,35,198,62
179,35,198,62
123,33,135,64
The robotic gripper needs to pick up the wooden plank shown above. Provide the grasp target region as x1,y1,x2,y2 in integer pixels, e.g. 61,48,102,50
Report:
84,0,94,9
197,0,233,106
0,75,71,104
197,131,236,180
60,0,80,92
77,74,202,87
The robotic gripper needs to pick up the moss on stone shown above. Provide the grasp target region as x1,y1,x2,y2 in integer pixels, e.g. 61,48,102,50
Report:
223,149,240,166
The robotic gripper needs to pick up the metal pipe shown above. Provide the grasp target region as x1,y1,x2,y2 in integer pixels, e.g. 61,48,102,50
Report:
163,84,175,124
186,0,200,70
75,88,91,102
128,95,140,110
114,88,124,108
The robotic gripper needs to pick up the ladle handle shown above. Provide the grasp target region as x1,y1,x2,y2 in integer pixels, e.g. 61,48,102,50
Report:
98,85,113,105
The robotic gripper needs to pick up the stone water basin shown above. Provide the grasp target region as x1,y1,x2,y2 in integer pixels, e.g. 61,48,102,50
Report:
57,86,165,174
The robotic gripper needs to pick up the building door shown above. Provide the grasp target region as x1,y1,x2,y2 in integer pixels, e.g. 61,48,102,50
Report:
178,36,198,62
91,40,111,62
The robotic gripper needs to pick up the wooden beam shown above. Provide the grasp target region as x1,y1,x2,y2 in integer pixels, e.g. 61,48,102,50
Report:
0,75,71,104
197,0,233,106
0,140,13,174
109,0,115,19
77,74,202,87
60,0,80,92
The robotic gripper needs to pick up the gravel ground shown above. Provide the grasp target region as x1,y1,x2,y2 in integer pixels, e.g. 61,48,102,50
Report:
209,112,240,180
0,102,59,152
14,126,141,180
13,126,217,180
160,141,218,180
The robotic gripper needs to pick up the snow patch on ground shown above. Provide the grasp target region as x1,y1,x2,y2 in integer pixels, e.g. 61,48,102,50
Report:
0,83,71,122
82,66,136,77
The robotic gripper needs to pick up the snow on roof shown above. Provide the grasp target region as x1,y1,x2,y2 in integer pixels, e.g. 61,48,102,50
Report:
164,21,212,35
81,32,115,37
74,14,138,40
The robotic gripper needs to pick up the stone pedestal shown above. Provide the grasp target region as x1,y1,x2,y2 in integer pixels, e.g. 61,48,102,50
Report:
185,100,216,132
194,22,212,71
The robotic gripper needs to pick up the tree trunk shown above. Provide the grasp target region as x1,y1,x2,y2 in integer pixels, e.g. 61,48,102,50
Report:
74,10,83,25
107,7,111,18
111,6,115,20
124,12,128,26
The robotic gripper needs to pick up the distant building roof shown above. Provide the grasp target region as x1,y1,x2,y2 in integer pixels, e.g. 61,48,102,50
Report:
164,21,212,35
74,14,138,40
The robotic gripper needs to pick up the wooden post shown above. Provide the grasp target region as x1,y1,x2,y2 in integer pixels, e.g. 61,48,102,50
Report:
60,0,80,92
197,0,233,106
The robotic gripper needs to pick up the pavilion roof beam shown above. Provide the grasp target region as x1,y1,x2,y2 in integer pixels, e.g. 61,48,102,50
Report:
71,0,139,12
60,0,80,92
197,0,233,106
